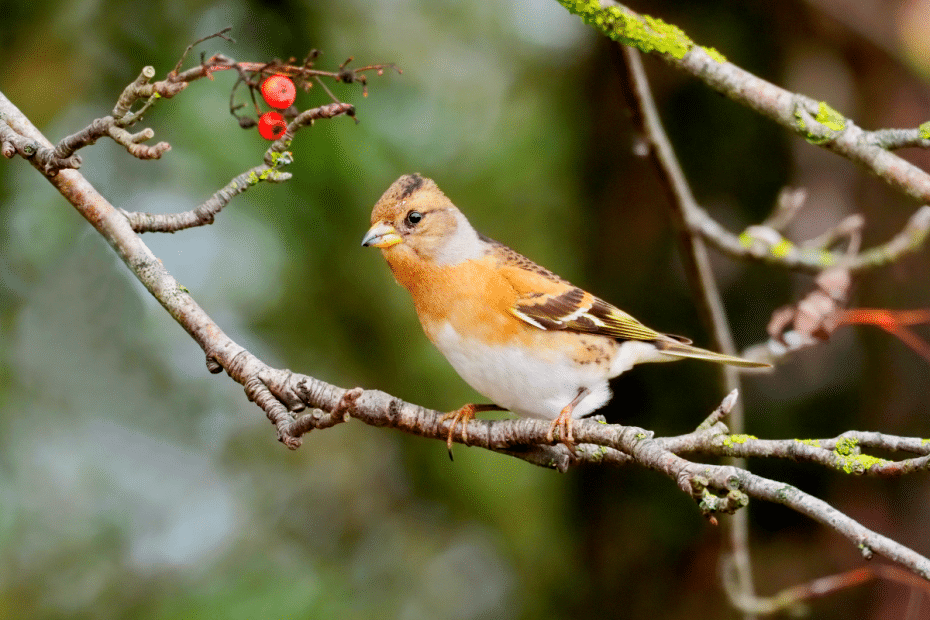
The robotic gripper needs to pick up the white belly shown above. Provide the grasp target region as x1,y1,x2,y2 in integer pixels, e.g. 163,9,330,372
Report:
430,322,613,420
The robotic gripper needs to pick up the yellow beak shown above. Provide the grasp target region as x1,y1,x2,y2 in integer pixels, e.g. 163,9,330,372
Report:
361,222,402,249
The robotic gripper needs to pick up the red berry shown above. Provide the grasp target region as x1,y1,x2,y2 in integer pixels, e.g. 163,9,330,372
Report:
261,75,296,109
258,112,287,140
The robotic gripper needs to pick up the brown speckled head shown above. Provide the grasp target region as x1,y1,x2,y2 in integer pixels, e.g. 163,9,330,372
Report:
370,174,447,224
364,174,486,267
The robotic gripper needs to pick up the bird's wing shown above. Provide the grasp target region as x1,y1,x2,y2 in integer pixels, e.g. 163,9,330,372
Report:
511,286,674,341
490,241,682,343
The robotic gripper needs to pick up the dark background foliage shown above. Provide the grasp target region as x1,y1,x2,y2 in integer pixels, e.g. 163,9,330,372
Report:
1,1,928,618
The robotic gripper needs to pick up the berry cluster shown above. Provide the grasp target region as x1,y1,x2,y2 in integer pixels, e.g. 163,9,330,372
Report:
257,75,296,140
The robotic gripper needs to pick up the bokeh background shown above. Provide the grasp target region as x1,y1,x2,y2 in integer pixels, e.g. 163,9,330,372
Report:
2,0,929,618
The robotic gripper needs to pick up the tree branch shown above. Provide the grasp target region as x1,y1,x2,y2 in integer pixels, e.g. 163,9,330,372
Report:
557,1,930,272
557,0,930,200
6,41,388,178
121,102,355,233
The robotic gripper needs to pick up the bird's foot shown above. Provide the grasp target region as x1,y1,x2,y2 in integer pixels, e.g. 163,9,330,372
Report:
546,408,576,454
440,403,501,459
546,387,591,455
441,405,477,452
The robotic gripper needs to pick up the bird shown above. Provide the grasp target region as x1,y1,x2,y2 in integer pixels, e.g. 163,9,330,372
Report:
362,174,770,452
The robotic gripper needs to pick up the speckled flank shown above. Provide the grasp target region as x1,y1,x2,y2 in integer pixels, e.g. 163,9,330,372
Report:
573,336,616,367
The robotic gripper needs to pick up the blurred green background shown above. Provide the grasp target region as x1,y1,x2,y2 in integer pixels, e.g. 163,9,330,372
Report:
1,1,929,618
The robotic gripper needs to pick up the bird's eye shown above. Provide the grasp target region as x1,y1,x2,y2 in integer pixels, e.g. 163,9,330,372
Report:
405,210,423,226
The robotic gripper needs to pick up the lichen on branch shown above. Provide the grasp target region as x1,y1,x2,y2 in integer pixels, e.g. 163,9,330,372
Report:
558,0,693,58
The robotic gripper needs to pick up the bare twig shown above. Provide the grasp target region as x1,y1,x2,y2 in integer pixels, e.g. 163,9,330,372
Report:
121,162,289,233
0,116,82,174
839,308,930,363
724,560,930,616
751,267,852,362
761,187,808,232
662,428,930,476
867,127,930,151
169,27,235,76
112,66,158,117
695,389,740,432
5,39,390,177
121,102,355,233
694,202,930,273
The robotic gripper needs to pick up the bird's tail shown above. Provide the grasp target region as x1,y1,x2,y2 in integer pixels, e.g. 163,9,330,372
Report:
655,337,771,368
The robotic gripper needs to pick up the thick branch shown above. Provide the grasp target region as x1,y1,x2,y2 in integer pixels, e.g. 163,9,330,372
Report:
239,363,930,579
289,376,930,578
0,88,247,380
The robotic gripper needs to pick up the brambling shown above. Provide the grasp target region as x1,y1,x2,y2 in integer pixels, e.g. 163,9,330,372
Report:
362,174,770,451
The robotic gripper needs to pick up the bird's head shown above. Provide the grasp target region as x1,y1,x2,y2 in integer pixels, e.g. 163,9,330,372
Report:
362,174,486,266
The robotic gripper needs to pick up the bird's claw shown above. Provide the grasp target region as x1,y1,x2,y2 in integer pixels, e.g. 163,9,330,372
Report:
546,410,577,455
440,405,477,459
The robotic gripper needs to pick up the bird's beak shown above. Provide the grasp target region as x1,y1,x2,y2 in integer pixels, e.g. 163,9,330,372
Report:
361,222,402,248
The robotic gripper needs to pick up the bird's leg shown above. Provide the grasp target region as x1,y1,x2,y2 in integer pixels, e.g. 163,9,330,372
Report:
441,403,502,457
546,387,591,448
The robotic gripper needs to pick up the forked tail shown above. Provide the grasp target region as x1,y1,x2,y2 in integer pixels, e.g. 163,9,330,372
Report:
655,338,771,368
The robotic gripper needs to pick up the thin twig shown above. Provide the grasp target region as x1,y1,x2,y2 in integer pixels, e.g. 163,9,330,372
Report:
7,46,388,175
617,45,757,616
170,27,235,76
724,560,930,616
122,102,355,233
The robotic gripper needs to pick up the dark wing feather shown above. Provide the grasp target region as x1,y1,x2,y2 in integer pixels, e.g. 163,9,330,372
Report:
512,287,669,341
488,236,684,343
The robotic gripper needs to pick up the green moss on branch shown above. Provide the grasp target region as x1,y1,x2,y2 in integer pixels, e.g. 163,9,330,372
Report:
557,0,695,59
